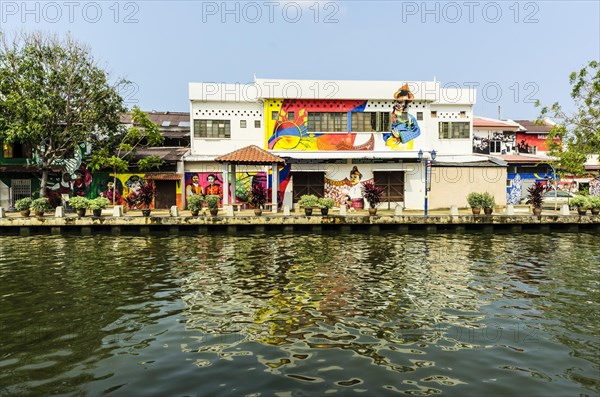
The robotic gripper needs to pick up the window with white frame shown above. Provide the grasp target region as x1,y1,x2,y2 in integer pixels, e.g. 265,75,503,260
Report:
439,122,470,139
194,120,231,139
240,120,247,128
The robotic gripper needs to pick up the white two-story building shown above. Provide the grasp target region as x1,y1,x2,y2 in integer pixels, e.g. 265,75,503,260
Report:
184,78,506,211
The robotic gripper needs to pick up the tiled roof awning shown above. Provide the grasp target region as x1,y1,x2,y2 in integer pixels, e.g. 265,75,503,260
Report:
215,145,286,165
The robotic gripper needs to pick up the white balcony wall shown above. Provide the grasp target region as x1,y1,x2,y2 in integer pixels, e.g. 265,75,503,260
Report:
190,101,263,156
428,104,473,155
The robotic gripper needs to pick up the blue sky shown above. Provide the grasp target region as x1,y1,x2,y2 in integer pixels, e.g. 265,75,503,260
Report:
1,0,599,119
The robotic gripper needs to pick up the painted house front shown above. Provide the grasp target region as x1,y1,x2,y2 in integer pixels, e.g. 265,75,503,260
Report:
186,78,506,210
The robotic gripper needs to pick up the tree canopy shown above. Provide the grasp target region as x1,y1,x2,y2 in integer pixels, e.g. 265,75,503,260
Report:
0,31,126,197
538,60,600,175
88,106,164,203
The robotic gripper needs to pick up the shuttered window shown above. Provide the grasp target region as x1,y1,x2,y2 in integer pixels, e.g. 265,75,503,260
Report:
374,171,405,202
292,172,324,201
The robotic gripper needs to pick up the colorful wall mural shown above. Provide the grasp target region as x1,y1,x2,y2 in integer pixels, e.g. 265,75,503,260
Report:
264,84,421,152
506,174,522,204
516,132,552,153
184,172,224,203
184,165,292,207
473,131,516,155
323,165,374,208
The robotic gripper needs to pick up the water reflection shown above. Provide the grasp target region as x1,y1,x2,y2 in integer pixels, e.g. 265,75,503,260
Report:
0,232,598,396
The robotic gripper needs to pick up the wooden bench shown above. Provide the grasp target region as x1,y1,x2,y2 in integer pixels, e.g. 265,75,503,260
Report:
230,203,246,211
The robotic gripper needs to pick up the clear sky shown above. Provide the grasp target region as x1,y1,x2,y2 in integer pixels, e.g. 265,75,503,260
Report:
1,0,599,119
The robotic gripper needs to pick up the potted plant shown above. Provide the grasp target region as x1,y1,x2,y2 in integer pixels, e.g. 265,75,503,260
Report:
187,194,204,216
481,192,495,215
90,197,110,217
570,196,588,215
15,197,32,217
205,194,220,216
298,194,319,216
587,196,600,215
250,184,268,216
317,197,335,216
526,182,544,216
362,181,384,216
69,196,90,217
135,181,156,216
466,192,483,215
31,197,50,217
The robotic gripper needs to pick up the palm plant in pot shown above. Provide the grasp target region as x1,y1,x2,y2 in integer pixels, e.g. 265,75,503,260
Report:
318,197,335,215
205,194,220,216
69,196,90,217
570,196,588,215
187,194,204,216
250,184,268,216
135,181,156,216
466,192,483,215
15,197,32,217
526,182,544,216
362,181,384,216
90,197,110,217
298,194,319,216
481,192,495,215
31,197,50,217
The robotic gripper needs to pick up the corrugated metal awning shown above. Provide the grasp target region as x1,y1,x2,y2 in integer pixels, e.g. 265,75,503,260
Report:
144,173,183,180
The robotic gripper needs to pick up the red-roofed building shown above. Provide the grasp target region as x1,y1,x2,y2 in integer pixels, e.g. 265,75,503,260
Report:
513,119,560,155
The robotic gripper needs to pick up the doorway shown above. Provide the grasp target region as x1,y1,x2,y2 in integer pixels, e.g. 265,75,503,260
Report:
292,172,325,201
154,180,177,209
374,171,405,209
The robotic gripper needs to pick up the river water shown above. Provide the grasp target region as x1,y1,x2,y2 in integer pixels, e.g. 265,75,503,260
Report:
0,232,598,397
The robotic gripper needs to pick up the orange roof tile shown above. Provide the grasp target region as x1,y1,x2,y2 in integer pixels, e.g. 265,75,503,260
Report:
215,145,285,164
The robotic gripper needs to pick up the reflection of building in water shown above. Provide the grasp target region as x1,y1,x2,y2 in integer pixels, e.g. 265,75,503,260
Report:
178,234,585,386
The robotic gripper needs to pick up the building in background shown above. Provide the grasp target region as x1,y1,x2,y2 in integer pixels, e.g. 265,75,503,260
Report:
186,78,507,210
0,111,190,210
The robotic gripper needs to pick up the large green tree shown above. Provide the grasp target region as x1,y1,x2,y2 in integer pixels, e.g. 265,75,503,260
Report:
0,31,125,197
538,60,600,175
88,106,164,204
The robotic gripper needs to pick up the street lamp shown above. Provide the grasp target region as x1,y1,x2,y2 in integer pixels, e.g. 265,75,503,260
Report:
417,149,437,216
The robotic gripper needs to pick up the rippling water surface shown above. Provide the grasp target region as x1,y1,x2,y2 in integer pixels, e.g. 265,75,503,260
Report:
0,232,598,396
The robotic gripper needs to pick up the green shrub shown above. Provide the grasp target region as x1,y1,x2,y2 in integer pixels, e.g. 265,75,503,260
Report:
15,197,32,211
298,194,319,208
318,197,335,209
205,195,220,210
481,192,495,208
466,192,483,208
69,196,90,209
89,197,110,210
187,194,204,212
31,198,50,212
570,196,588,209
587,196,600,209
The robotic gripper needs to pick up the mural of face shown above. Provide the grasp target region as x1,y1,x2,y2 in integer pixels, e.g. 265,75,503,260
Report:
349,167,363,185
192,175,199,184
